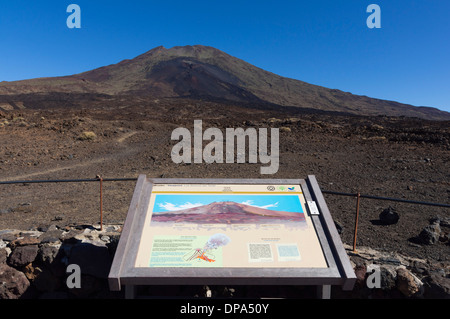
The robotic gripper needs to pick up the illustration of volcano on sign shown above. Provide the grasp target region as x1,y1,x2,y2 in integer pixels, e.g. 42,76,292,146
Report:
151,194,306,226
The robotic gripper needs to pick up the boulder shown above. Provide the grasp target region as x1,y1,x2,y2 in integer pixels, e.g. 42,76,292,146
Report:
0,263,30,299
379,206,400,225
354,264,367,287
396,268,422,297
9,235,41,249
39,243,66,277
419,224,441,245
38,243,61,266
60,229,84,244
0,229,19,242
429,215,450,228
380,266,397,290
440,217,450,228
429,216,441,225
39,229,63,244
8,245,39,268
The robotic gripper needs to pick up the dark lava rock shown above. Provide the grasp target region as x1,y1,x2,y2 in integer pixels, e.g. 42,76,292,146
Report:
379,206,400,225
396,268,421,297
380,267,396,290
430,215,450,228
8,245,39,268
0,263,30,299
419,224,441,245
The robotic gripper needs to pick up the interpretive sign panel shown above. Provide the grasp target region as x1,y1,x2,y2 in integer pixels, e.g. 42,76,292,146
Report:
135,183,327,269
108,176,356,298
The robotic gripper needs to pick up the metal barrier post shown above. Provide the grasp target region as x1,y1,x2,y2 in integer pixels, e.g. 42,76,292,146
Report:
353,192,361,253
97,175,103,231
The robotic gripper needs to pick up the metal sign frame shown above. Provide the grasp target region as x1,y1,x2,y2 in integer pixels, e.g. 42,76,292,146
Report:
108,175,356,298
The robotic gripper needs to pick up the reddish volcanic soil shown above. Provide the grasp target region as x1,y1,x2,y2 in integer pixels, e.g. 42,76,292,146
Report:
0,98,449,265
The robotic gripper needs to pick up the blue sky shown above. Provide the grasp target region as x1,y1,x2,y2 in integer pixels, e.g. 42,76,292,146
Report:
152,194,304,214
0,1,449,112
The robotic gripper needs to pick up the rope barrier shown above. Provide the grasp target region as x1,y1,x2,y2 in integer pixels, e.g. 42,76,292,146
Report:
0,177,138,185
321,190,450,208
0,177,449,208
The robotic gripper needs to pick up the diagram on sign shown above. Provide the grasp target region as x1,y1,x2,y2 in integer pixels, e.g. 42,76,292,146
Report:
183,233,231,263
183,249,216,263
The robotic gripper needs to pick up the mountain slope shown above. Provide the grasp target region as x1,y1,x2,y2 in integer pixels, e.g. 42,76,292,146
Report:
0,45,448,120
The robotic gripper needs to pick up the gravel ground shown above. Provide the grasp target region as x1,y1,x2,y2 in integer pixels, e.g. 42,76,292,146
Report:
1,99,449,265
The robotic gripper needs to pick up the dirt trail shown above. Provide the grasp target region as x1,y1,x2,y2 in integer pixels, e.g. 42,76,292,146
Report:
1,131,142,181
116,131,138,143
1,157,108,181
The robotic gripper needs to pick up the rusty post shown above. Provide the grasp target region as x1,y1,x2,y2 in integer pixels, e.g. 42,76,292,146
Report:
97,175,103,231
353,191,361,253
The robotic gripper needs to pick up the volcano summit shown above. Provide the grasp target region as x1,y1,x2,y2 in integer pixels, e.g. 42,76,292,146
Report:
1,45,449,120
